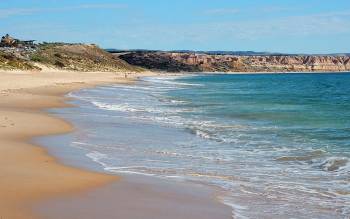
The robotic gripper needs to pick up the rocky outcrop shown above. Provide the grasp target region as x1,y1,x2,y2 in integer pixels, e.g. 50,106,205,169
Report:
118,52,350,73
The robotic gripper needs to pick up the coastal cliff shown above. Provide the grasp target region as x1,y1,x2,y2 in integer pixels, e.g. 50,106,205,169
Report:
118,52,350,73
1,34,349,73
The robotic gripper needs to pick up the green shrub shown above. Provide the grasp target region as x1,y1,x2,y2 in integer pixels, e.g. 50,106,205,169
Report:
30,55,44,62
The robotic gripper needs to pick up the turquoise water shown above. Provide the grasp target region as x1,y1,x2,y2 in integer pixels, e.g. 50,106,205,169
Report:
63,73,349,218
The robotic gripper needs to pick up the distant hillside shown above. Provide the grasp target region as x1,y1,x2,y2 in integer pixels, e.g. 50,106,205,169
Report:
115,51,201,72
116,51,350,73
106,49,281,56
29,43,143,72
0,42,143,72
2,39,349,73
107,49,350,57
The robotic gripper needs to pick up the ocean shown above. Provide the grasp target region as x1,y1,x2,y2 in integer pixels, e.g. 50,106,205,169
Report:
54,73,350,218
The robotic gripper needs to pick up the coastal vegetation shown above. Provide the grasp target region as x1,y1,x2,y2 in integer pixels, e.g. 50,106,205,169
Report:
0,50,39,70
29,43,143,72
1,34,350,73
0,34,143,72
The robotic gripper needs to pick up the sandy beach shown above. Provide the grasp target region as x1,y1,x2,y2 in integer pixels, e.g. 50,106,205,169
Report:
0,70,231,219
0,70,126,218
2,1,349,217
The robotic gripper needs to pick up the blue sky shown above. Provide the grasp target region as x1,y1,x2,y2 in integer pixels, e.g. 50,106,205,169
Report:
1,0,350,53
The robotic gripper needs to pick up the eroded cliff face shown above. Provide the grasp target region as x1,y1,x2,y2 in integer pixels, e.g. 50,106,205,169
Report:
118,52,350,72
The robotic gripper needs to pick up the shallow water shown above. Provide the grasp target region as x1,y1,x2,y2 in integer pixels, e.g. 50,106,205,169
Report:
56,73,349,219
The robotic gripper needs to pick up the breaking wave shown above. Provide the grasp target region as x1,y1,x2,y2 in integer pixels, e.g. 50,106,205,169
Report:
320,157,350,172
66,74,350,219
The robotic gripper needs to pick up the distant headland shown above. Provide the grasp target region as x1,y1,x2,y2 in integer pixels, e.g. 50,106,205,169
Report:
109,48,350,73
1,34,349,73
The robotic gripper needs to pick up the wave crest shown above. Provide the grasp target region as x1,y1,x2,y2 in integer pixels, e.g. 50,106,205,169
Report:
320,157,350,172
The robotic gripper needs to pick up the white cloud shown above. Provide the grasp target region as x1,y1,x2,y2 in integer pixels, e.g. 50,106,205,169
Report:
198,10,350,39
204,5,298,16
0,4,126,18
2,5,350,52
69,3,127,10
101,9,350,50
0,8,40,18
204,8,240,15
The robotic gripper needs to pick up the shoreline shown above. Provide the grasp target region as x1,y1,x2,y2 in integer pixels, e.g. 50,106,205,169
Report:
0,70,232,219
0,70,147,218
40,73,350,219
182,70,350,74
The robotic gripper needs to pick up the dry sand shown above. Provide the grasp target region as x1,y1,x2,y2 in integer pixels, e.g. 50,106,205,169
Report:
0,70,130,218
0,70,231,219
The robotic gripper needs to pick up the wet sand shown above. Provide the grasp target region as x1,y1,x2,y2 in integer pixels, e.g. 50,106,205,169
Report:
37,175,232,219
0,70,232,219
